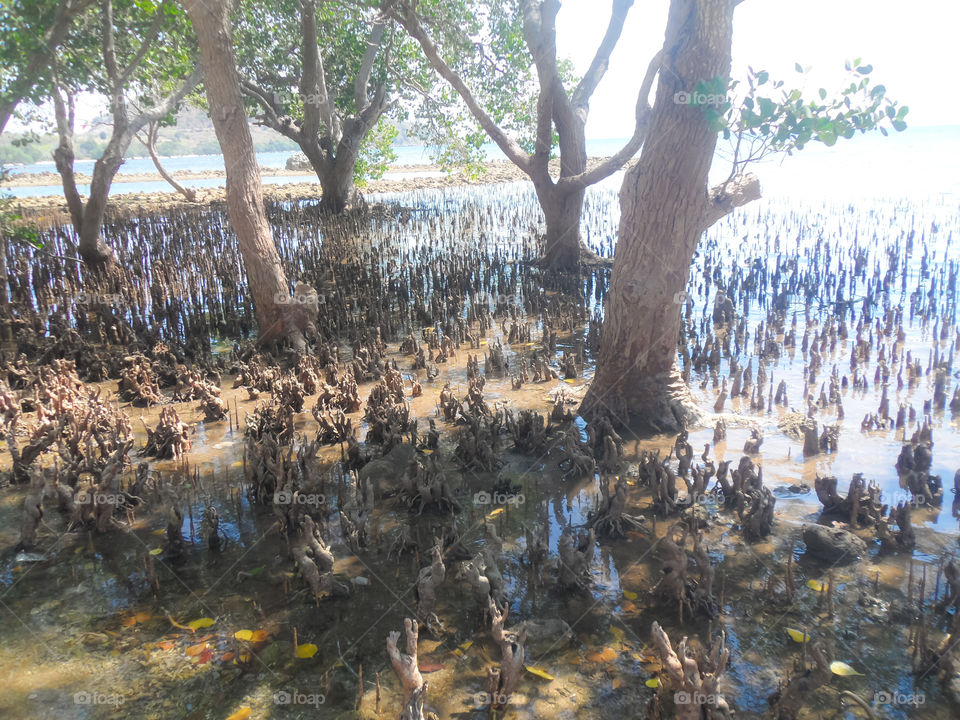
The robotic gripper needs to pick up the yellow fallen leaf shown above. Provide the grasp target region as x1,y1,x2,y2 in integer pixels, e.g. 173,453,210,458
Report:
830,661,864,677
610,627,625,644
459,640,473,651
251,630,268,642
295,643,318,658
421,449,434,454
807,579,825,592
612,676,623,689
645,678,660,688
149,548,163,556
623,590,638,601
486,507,505,520
525,665,555,681
234,630,253,641
785,628,811,643
151,528,166,536
225,708,251,720
134,611,152,623
187,617,215,631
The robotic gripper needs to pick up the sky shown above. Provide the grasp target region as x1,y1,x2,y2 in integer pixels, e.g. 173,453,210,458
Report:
555,0,960,139
14,0,959,141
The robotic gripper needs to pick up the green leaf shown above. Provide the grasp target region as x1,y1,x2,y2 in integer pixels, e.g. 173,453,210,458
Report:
795,62,803,73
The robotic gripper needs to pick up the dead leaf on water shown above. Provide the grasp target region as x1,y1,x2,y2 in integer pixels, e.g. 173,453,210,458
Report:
524,665,555,681
185,642,209,657
586,647,617,663
830,661,864,677
295,643,318,658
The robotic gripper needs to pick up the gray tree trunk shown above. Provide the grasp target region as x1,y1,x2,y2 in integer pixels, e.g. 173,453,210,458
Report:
182,0,304,347
582,0,746,433
537,183,586,269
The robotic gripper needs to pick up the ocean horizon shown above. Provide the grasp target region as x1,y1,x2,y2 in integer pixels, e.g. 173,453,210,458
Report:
4,124,958,201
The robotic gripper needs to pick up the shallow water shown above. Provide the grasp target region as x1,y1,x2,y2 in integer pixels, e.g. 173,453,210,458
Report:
1,183,959,719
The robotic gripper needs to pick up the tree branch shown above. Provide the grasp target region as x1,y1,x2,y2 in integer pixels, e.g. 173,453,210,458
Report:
558,49,662,191
0,0,96,136
571,0,633,115
354,21,386,114
101,0,120,89
522,0,560,185
300,0,330,141
118,1,166,85
701,173,762,229
132,66,202,130
390,3,532,174
240,78,284,130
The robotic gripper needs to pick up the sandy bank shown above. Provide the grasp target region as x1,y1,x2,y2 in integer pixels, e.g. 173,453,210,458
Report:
6,157,615,222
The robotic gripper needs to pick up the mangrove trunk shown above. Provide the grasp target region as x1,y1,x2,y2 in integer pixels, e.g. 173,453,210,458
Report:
183,0,305,348
581,0,759,433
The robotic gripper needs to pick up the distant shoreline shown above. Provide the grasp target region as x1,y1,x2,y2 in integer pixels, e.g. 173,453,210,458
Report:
8,157,616,219
0,163,440,188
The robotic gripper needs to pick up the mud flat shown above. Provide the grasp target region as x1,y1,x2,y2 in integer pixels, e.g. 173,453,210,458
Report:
1,183,959,719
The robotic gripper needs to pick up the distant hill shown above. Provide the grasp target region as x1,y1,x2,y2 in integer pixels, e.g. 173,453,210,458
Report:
1,105,421,165
1,106,296,164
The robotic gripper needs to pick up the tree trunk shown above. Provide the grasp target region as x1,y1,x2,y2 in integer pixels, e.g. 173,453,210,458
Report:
182,0,304,348
538,183,585,269
76,130,130,265
319,148,358,214
299,142,357,215
581,0,737,434
543,77,590,270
